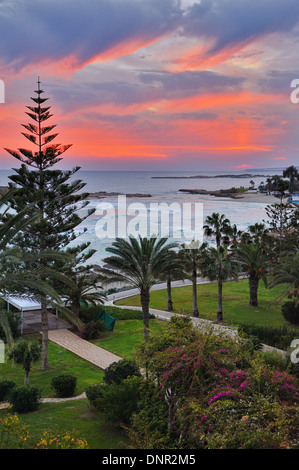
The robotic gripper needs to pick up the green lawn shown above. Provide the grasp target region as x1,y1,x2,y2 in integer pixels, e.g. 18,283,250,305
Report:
0,319,165,449
115,280,298,330
0,333,104,397
91,319,164,359
0,399,126,449
0,319,163,395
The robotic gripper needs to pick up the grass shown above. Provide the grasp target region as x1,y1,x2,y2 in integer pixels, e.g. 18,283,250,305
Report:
0,400,126,449
115,279,299,330
0,333,104,397
0,319,164,395
91,318,164,359
0,318,164,449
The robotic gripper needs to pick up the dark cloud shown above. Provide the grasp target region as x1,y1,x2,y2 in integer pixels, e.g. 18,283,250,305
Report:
138,70,245,94
258,70,299,94
41,69,244,114
182,0,299,55
0,0,182,70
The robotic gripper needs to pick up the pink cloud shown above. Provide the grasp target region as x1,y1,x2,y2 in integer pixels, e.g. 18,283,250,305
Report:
233,164,252,169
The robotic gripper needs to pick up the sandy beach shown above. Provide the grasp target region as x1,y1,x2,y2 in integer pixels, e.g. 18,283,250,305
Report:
223,193,284,203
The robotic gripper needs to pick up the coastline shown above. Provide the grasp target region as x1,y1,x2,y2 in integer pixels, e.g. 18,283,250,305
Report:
179,189,283,204
226,192,281,203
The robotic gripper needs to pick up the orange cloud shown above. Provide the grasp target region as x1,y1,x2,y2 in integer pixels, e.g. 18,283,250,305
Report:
233,164,252,169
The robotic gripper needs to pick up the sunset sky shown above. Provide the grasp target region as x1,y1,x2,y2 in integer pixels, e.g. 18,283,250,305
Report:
0,0,299,171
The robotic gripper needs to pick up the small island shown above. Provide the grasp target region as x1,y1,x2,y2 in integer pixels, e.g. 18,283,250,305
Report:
179,188,245,198
152,173,271,179
85,191,152,198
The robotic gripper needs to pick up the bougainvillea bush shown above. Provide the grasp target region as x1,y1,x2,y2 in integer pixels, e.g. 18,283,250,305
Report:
127,317,299,449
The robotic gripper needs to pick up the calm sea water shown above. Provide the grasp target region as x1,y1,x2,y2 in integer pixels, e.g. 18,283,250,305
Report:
0,169,283,265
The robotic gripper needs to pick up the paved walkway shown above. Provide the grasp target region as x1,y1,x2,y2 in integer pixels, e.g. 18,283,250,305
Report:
0,392,87,410
106,285,286,356
48,329,122,370
106,281,239,340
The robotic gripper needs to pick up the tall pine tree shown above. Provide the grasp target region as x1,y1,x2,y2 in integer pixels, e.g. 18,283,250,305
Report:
3,78,95,369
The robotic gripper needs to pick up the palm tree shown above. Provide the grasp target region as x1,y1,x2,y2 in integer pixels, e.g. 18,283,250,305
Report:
0,191,83,351
103,236,178,341
203,246,238,322
283,165,299,194
204,212,231,248
63,272,106,318
179,241,208,317
8,340,41,388
233,244,268,306
269,249,299,306
158,251,185,311
0,191,49,346
229,224,243,249
247,223,269,245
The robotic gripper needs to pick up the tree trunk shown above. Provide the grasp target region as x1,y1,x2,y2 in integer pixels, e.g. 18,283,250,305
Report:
140,289,150,341
167,277,173,311
41,295,49,370
217,279,223,322
24,369,29,388
192,266,199,317
249,277,259,306
71,301,80,318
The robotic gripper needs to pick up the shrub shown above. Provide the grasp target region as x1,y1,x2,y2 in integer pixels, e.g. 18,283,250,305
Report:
169,315,192,328
129,320,299,449
239,323,296,350
86,383,103,408
80,305,155,322
0,312,21,342
104,359,141,385
281,301,299,325
258,350,287,371
51,374,77,398
0,380,16,401
8,386,41,413
93,376,144,426
80,320,105,340
36,430,88,449
0,413,29,448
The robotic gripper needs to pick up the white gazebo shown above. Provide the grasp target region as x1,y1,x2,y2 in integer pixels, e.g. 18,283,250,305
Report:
0,294,60,335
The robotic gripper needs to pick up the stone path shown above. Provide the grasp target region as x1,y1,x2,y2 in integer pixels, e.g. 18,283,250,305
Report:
106,287,286,356
48,329,122,370
0,392,87,410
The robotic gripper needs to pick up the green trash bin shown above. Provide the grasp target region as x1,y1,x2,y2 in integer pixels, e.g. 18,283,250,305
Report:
97,310,115,331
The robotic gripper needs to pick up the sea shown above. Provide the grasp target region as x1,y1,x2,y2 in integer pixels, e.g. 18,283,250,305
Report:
0,168,284,266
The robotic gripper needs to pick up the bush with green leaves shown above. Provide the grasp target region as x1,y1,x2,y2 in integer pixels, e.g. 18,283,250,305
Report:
80,305,155,322
0,312,21,342
239,323,296,350
127,318,299,449
93,376,144,426
0,380,16,401
8,386,41,413
51,374,77,398
104,359,141,385
80,320,105,340
258,350,288,371
281,301,299,325
86,383,103,408
8,340,41,388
